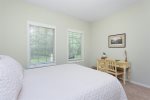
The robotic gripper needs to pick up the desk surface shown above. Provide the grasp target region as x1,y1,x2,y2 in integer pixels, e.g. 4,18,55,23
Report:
116,60,129,68
97,59,130,69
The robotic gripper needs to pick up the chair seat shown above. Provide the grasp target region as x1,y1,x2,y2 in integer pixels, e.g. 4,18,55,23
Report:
107,70,123,75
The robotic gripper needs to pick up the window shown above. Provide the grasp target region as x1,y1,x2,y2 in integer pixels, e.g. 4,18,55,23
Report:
68,30,84,62
28,22,55,68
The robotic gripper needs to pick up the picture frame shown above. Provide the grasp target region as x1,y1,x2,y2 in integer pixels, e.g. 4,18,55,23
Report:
108,33,126,48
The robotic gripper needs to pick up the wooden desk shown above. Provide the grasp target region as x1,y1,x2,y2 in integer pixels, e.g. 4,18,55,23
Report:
116,60,130,85
97,59,130,85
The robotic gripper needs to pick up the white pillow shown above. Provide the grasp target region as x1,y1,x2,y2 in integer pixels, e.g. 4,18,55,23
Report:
0,55,23,100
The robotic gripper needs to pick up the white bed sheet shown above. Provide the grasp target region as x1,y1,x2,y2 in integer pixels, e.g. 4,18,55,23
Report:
18,64,127,100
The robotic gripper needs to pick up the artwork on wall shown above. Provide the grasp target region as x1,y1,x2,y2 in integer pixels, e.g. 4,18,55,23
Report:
108,33,126,48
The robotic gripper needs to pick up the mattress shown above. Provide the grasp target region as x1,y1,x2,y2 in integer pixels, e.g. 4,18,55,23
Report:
18,64,127,100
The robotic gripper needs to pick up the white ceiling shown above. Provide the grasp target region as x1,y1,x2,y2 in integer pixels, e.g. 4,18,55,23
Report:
25,0,140,22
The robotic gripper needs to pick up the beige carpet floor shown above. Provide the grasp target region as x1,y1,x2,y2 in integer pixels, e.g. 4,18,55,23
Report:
122,82,150,100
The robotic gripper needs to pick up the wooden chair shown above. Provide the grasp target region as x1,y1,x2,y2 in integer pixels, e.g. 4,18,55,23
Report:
96,59,107,72
105,59,124,78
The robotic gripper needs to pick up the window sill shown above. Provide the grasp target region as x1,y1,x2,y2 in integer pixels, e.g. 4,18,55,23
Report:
67,59,84,63
28,63,56,69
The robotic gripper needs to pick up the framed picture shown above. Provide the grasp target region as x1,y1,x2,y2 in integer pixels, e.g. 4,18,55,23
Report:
108,33,126,48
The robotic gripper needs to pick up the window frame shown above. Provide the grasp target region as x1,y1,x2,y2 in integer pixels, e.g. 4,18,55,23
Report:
67,29,84,63
27,21,56,68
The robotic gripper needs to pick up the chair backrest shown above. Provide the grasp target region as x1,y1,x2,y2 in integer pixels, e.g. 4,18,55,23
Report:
96,59,106,72
105,59,117,73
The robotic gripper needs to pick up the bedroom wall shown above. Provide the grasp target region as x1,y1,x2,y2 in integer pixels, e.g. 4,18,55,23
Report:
0,2,3,48
0,0,91,68
90,0,150,87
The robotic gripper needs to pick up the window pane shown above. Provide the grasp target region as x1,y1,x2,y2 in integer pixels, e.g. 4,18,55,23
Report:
68,31,83,61
29,24,55,67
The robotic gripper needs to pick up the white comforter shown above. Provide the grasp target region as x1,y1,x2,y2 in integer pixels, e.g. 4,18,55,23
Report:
18,64,127,100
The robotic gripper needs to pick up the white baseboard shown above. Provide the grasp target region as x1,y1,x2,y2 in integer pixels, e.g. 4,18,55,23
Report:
130,81,150,88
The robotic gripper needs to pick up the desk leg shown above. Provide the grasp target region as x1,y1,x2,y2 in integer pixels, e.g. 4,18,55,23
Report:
127,66,131,81
123,68,126,85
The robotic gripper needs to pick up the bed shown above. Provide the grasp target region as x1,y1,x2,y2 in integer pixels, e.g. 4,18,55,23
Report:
0,55,127,100
18,64,127,100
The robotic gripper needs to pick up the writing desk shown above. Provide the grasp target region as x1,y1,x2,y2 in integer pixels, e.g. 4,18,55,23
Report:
97,59,130,85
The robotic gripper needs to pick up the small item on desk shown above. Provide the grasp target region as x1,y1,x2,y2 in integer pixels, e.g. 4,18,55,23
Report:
101,57,107,59
101,52,107,59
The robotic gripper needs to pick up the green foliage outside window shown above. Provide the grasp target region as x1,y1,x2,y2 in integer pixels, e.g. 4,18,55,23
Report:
68,31,83,61
29,24,55,66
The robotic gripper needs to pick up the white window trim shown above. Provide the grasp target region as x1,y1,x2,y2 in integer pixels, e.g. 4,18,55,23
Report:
27,21,56,68
67,29,84,63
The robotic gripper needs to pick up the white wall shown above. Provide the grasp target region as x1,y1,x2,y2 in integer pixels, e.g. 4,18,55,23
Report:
0,2,4,48
90,0,150,86
0,0,91,67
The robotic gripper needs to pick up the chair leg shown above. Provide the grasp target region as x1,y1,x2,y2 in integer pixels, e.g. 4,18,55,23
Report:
123,68,126,85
